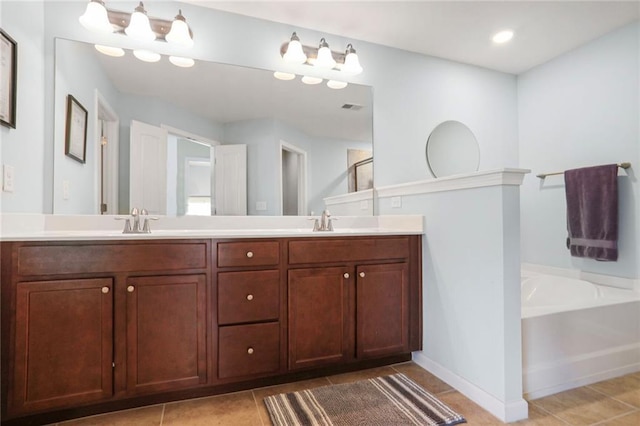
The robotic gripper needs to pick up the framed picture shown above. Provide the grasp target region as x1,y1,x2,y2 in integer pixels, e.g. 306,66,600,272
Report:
64,95,88,163
0,28,17,128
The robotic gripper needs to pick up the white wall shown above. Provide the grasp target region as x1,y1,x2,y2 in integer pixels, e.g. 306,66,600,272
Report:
519,22,640,279
0,1,45,213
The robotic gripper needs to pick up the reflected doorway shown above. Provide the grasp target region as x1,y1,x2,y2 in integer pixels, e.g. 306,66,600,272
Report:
280,141,307,216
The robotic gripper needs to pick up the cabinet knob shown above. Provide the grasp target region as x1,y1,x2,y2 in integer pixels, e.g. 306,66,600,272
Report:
359,272,365,278
101,286,110,294
247,347,254,355
246,294,254,301
127,285,135,293
246,251,254,258
343,273,350,279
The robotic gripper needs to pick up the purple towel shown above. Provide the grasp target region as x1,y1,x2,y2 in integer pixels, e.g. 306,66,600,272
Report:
564,164,619,261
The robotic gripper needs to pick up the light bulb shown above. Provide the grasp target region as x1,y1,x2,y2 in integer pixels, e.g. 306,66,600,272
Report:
166,10,193,47
283,32,307,64
314,38,336,69
169,56,195,68
79,0,113,34
274,71,296,81
342,44,363,75
95,44,125,57
125,2,156,42
133,49,161,62
327,80,348,89
492,30,514,44
301,76,322,85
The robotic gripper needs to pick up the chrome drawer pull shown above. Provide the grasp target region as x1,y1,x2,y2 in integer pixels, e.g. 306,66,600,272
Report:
101,286,110,294
343,273,350,279
246,294,254,301
127,285,135,293
247,347,254,355
246,251,254,258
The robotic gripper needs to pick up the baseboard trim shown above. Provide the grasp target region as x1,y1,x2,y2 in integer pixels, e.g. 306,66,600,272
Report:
412,352,529,423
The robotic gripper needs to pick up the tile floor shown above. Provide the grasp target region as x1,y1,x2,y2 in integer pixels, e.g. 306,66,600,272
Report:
51,363,639,425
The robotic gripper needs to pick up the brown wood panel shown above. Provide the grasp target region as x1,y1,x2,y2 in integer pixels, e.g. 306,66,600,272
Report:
11,278,113,415
126,275,207,395
218,322,280,379
409,235,423,351
218,270,279,325
356,263,410,359
288,267,352,370
17,243,207,276
288,237,410,265
217,241,279,268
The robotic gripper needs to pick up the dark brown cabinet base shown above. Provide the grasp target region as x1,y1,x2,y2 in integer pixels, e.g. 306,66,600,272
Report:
1,235,421,425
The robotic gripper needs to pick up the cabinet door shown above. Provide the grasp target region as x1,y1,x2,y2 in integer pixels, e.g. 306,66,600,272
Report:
126,275,206,394
357,263,409,358
288,267,352,370
12,279,113,415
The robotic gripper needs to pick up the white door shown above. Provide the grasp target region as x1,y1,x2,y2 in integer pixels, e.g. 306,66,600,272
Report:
214,144,247,215
130,120,168,215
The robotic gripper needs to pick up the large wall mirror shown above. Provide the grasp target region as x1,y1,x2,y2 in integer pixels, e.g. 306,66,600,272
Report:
53,38,373,216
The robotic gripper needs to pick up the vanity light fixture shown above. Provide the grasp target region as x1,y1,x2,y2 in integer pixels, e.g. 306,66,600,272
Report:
280,32,364,75
79,1,194,47
273,71,296,81
492,30,514,44
301,76,323,85
169,56,195,68
283,32,307,64
79,0,113,34
133,49,161,63
94,44,124,57
327,80,348,89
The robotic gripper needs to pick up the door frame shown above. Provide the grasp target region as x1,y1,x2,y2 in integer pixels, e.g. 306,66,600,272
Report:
94,90,119,215
279,140,308,215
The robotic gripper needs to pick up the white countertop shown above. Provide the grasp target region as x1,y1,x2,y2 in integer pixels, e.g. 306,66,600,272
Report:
0,214,423,241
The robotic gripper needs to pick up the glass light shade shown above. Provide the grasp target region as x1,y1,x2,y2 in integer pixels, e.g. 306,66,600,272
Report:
273,71,296,81
169,56,195,68
133,49,161,62
79,1,113,34
301,75,323,85
166,12,193,47
315,45,336,69
283,40,307,64
125,6,156,42
342,52,363,75
95,44,125,57
327,80,348,89
492,30,514,43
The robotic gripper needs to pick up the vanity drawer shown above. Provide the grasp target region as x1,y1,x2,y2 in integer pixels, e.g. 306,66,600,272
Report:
218,322,280,379
17,243,207,277
218,270,280,325
288,237,410,265
217,241,280,268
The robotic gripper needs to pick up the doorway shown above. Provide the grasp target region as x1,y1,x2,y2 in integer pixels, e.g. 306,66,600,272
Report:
96,91,119,215
280,141,307,215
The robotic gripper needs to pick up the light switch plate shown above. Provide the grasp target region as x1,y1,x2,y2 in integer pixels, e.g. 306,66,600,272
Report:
256,201,267,211
63,180,70,200
3,165,14,193
391,196,402,208
360,200,369,210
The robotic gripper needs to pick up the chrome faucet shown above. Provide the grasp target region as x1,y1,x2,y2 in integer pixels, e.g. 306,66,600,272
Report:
115,207,158,234
309,209,335,232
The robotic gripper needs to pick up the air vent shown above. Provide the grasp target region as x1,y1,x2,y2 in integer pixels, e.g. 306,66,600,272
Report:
341,103,364,111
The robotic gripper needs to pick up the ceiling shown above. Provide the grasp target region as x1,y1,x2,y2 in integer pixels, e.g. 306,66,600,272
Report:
185,0,639,74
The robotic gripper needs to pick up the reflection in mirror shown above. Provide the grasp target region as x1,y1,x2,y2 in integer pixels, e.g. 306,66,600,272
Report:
53,38,373,216
425,120,480,178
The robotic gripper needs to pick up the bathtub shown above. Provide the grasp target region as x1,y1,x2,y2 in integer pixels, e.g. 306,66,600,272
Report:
521,273,640,399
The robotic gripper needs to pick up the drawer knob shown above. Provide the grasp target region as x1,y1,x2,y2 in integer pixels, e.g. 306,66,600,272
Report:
246,251,254,258
101,286,110,294
246,294,254,301
247,347,254,355
343,273,350,279
127,285,135,293
359,272,365,278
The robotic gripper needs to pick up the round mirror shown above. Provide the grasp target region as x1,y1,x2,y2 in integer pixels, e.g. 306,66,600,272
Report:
426,120,480,178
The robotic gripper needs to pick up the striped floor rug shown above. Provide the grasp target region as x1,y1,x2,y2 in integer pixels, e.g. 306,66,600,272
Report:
264,373,466,426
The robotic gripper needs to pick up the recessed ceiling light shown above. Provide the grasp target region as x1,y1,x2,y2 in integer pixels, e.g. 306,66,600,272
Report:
94,44,125,57
327,80,348,89
169,56,195,68
492,30,514,44
301,76,323,85
133,49,161,62
273,71,296,81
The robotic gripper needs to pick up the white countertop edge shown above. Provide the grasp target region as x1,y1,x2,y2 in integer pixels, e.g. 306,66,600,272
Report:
0,214,423,241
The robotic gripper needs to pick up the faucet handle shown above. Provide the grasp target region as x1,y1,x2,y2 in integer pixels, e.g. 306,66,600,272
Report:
141,216,158,233
140,208,148,216
308,218,320,232
327,217,337,231
115,217,133,233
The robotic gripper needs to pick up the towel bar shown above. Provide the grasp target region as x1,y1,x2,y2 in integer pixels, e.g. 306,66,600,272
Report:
536,162,631,179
